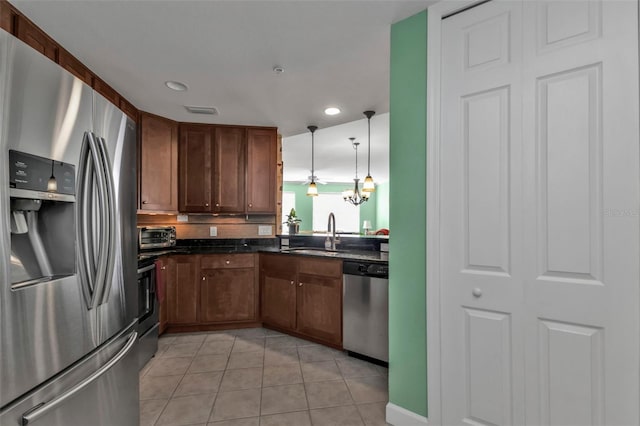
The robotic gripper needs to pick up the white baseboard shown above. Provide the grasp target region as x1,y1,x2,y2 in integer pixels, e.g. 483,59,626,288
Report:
386,402,429,426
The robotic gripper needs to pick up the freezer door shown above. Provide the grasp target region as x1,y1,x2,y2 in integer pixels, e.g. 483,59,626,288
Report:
0,31,96,406
0,322,139,426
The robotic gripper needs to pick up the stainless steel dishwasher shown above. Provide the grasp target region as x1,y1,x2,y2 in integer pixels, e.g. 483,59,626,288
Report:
342,261,389,363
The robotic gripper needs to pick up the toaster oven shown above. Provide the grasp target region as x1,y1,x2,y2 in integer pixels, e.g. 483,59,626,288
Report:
138,226,176,250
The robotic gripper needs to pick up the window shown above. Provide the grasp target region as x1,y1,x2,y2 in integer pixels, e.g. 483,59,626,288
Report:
312,193,359,233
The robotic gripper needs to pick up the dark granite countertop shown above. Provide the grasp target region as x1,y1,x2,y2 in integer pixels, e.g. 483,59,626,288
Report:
138,238,388,264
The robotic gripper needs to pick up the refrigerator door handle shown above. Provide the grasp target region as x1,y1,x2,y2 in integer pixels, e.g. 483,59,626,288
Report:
86,132,110,308
95,136,117,306
77,133,98,309
20,328,138,426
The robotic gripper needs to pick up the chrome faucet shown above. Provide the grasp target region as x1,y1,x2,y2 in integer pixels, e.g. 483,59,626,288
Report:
327,212,338,250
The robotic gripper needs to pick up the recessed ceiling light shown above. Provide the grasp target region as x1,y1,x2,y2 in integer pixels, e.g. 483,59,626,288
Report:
324,107,341,116
165,80,188,91
184,105,219,115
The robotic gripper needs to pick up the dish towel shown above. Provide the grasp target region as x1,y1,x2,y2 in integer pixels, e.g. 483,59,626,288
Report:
155,259,165,303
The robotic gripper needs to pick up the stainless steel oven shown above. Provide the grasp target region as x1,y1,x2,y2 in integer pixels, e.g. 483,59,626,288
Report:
137,258,159,369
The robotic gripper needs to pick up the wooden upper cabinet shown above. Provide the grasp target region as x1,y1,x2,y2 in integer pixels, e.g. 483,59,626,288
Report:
140,113,179,212
246,128,277,213
0,1,15,34
119,98,138,122
179,124,213,212
93,77,119,107
58,49,93,85
15,15,57,61
213,127,246,213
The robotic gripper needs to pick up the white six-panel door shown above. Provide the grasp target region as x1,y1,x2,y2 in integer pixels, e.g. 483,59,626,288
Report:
440,1,639,424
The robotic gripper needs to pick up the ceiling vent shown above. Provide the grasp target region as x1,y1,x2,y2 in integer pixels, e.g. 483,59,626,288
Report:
184,105,219,115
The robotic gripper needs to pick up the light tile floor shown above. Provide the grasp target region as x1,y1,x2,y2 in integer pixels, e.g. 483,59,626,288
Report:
139,328,389,426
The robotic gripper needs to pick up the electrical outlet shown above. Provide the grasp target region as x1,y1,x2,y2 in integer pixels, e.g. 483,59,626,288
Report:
258,225,272,236
209,226,217,237
177,214,189,222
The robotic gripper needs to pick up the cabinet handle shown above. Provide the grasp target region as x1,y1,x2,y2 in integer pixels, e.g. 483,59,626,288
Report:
225,260,230,265
205,203,209,207
298,282,303,287
216,203,220,207
161,266,166,270
248,203,252,208
142,201,148,204
202,276,206,281
290,280,294,285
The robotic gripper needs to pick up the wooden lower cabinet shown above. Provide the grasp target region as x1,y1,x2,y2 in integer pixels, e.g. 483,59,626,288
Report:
261,254,297,330
169,255,199,324
260,253,343,347
165,254,258,330
201,267,257,323
157,256,175,335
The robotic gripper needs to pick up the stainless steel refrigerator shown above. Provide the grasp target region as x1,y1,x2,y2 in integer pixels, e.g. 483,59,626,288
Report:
0,29,139,425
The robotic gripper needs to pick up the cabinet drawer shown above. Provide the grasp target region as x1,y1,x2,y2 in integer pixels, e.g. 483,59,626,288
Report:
297,257,342,278
201,254,255,269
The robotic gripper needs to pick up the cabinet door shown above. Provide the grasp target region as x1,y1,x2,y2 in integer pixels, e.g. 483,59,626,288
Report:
213,127,245,213
297,272,342,346
201,268,256,323
15,15,57,61
158,257,174,335
58,49,93,85
169,256,199,324
260,254,297,330
140,113,179,212
0,2,15,33
246,128,277,213
179,125,213,212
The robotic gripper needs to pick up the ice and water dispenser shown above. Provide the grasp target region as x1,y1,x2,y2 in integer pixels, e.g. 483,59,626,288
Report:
9,150,76,287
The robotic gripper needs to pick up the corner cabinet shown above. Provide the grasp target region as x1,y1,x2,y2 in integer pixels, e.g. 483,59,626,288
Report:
260,253,343,348
178,124,277,214
164,254,259,332
200,254,258,323
139,113,179,212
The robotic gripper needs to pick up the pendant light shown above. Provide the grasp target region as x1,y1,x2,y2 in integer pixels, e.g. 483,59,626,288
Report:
47,160,57,192
306,125,318,197
343,137,370,206
362,110,376,192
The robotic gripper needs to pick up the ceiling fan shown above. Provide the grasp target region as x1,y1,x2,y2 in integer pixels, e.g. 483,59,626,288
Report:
301,173,327,185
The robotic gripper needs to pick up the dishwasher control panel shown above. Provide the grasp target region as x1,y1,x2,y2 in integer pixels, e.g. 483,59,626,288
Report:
343,261,388,278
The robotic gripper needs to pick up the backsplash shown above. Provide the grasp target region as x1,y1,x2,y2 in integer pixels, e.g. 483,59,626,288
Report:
137,214,277,239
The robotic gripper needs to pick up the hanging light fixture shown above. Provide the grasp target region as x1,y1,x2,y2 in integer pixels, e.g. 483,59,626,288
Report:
47,160,57,192
343,137,370,206
362,110,376,192
306,125,319,197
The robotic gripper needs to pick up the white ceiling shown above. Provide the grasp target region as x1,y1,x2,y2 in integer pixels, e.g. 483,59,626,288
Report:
283,112,389,183
11,0,432,138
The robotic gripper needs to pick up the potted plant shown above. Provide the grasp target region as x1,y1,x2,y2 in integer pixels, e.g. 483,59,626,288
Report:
284,208,302,235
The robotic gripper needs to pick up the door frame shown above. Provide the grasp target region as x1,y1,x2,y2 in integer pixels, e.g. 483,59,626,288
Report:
425,1,490,424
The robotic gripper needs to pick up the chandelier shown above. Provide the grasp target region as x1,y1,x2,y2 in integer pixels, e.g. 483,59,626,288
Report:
343,138,370,206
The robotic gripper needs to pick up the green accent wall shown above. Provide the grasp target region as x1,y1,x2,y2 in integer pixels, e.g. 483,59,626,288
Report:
375,182,390,229
389,10,428,417
283,182,383,234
